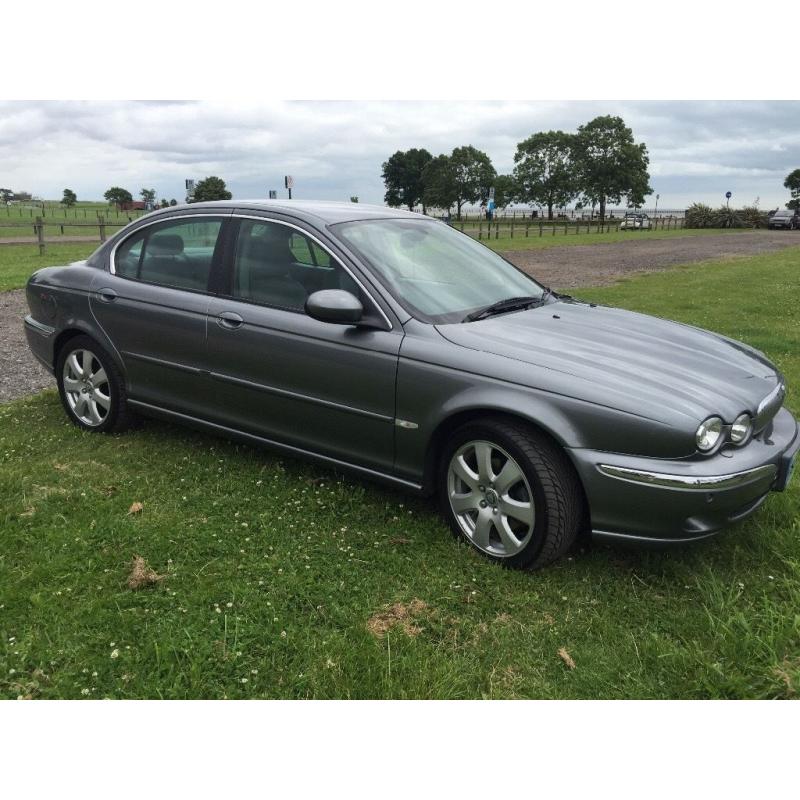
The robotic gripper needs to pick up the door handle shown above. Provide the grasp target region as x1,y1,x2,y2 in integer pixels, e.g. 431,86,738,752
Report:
96,287,117,302
217,311,244,330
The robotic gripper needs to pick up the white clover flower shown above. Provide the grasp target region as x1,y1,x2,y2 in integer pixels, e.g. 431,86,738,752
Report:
110,649,120,659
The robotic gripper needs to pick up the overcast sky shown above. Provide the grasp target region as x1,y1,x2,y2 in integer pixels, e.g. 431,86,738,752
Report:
1,100,797,210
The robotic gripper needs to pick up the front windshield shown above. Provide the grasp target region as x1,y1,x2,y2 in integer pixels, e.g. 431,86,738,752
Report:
333,218,545,323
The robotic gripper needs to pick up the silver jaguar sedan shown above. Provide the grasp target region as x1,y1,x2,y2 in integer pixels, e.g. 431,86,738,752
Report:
23,201,799,569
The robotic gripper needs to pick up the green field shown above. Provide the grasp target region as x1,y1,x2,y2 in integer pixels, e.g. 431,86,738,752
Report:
0,244,101,291
1,246,798,699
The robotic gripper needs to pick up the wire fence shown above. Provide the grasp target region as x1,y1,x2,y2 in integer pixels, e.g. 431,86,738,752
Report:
452,216,685,240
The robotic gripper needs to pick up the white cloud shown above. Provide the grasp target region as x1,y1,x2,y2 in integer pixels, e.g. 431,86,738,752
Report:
0,100,798,208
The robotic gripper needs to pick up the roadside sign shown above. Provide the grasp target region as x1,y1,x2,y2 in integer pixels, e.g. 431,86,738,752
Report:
285,176,294,189
185,179,195,193
269,190,277,199
725,191,732,199
488,186,495,200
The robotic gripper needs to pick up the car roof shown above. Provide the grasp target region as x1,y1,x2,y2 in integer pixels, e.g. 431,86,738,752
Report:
145,199,426,226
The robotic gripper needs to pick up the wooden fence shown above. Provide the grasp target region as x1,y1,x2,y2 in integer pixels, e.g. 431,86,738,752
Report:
0,217,125,253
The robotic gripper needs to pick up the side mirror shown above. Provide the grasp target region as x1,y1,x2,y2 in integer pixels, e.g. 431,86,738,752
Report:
305,289,363,325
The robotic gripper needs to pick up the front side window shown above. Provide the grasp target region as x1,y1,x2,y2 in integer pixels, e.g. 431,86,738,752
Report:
231,220,359,311
333,218,545,323
114,217,223,291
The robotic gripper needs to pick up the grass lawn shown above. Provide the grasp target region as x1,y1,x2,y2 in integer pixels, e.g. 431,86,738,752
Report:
0,244,100,292
1,249,799,699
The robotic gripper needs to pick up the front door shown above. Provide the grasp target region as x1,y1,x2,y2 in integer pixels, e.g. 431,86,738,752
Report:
89,214,227,415
204,217,402,475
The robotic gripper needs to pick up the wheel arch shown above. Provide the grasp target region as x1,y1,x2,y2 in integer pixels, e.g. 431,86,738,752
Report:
422,406,577,495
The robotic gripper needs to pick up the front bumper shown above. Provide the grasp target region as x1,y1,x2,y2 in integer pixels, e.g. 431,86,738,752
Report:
569,406,799,545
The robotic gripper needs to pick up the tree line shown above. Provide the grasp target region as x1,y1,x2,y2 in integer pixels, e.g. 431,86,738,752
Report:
382,115,654,223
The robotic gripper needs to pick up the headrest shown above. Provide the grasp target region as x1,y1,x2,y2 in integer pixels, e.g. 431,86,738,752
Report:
149,233,184,255
239,233,295,276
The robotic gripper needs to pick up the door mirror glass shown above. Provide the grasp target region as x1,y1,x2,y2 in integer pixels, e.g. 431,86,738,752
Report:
305,290,363,325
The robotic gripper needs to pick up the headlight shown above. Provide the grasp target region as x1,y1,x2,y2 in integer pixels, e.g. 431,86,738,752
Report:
730,413,753,444
696,416,723,452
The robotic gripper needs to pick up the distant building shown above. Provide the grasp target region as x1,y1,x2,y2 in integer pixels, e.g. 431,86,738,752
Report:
119,200,147,211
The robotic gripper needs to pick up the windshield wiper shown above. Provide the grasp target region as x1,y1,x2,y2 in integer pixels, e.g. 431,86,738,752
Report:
463,295,542,323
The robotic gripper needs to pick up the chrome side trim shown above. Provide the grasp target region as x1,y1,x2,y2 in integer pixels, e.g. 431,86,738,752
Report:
597,462,777,491
24,315,55,337
122,350,205,376
126,399,422,492
209,370,394,423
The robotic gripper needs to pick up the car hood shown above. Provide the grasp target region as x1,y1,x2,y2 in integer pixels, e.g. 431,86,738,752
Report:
435,300,780,424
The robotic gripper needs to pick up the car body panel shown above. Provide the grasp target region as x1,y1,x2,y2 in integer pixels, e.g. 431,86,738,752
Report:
23,199,799,547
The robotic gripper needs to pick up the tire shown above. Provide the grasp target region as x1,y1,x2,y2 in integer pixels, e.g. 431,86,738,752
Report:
56,334,134,433
438,417,584,570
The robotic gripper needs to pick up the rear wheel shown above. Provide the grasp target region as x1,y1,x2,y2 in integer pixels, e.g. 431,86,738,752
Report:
438,418,584,570
56,335,134,433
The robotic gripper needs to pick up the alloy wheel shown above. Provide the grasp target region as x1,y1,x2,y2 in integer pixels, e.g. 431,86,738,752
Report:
62,348,111,427
446,439,535,557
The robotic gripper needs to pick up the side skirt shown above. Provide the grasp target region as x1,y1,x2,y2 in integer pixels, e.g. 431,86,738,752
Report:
127,398,425,494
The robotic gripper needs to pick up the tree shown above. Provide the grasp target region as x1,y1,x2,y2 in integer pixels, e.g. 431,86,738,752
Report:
422,154,458,214
381,148,432,211
140,188,157,205
191,176,232,202
513,131,578,220
573,116,652,223
160,198,169,208
784,169,800,210
423,146,496,219
169,199,178,206
104,187,133,208
491,174,518,210
350,196,359,203
61,188,77,207
0,188,13,203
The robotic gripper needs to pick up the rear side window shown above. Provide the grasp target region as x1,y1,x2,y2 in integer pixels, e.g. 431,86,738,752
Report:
114,218,223,291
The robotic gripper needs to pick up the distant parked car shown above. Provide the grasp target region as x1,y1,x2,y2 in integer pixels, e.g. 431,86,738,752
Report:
768,209,799,230
619,212,651,230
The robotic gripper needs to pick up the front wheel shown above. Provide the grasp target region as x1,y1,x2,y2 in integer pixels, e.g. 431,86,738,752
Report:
56,335,134,433
438,418,584,570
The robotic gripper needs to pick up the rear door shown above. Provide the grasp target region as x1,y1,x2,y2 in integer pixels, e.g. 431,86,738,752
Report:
90,213,229,415
204,216,403,474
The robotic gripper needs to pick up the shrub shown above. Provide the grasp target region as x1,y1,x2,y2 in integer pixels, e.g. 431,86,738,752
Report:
714,206,745,228
685,202,715,228
739,206,769,228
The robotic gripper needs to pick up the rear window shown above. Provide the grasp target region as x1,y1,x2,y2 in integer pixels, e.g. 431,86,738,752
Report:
114,217,223,291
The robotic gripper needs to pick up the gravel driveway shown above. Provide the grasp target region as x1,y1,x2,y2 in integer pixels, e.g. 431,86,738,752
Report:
504,230,800,288
1,289,53,402
2,230,799,404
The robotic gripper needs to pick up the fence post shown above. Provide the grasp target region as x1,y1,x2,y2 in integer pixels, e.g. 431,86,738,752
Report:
525,223,530,237
564,221,568,236
495,223,499,240
539,220,543,237
478,221,483,240
35,216,45,255
510,220,514,239
98,215,107,243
